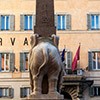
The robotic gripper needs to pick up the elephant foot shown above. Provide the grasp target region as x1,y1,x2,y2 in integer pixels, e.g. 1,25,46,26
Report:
48,91,60,96
31,91,41,95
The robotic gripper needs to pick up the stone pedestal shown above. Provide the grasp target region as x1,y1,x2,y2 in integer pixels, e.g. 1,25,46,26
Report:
24,92,64,100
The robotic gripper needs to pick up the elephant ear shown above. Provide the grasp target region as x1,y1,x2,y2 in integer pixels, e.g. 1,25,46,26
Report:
51,34,59,47
30,34,39,48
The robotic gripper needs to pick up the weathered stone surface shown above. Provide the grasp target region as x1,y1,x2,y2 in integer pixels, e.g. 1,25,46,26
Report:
34,0,56,37
29,34,64,93
24,92,64,100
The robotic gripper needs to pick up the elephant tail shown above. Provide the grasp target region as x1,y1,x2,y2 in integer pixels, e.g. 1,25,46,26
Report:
36,48,49,77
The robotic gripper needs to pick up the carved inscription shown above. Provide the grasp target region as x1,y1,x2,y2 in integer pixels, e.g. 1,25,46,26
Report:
41,4,49,24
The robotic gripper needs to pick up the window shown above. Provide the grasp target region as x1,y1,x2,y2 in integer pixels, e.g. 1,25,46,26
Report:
60,49,72,69
0,15,15,31
55,14,71,30
20,14,35,30
90,86,100,96
0,87,13,98
0,53,15,72
20,52,29,72
20,87,31,98
87,14,100,30
88,51,100,70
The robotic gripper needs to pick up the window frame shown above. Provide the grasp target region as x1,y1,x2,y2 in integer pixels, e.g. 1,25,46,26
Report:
20,14,35,31
0,52,15,72
90,86,100,97
20,52,29,72
20,87,31,98
24,14,33,30
87,14,100,30
57,14,67,30
0,87,13,98
88,50,100,71
0,15,15,31
1,15,10,30
60,49,72,69
55,13,71,31
1,53,10,72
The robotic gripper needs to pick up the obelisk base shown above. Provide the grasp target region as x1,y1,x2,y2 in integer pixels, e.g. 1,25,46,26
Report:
23,92,64,100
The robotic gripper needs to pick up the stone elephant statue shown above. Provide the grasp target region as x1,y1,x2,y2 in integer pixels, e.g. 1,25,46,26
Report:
29,34,65,95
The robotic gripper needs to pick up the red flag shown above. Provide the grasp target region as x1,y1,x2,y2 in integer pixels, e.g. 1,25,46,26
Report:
72,45,80,71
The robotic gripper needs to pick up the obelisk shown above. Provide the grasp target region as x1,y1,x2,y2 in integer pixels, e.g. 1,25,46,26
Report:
34,0,56,37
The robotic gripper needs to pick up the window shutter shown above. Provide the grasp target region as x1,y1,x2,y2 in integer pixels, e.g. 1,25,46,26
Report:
67,51,72,68
33,15,35,30
20,88,25,98
20,88,23,98
9,88,14,98
0,15,1,30
24,88,27,97
10,53,15,72
20,15,24,31
66,14,71,30
87,14,91,30
54,14,57,28
89,87,94,97
20,53,25,72
0,53,2,72
10,15,15,31
0,88,2,97
88,52,93,71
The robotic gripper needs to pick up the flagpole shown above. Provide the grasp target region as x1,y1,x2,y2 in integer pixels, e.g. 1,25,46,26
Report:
64,45,66,50
78,43,81,69
64,45,66,68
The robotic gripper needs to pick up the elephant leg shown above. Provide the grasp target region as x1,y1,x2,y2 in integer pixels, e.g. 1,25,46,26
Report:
48,66,61,94
31,80,34,92
33,75,43,94
48,78,58,93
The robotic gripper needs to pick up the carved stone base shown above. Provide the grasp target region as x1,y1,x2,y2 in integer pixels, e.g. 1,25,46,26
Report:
23,92,64,100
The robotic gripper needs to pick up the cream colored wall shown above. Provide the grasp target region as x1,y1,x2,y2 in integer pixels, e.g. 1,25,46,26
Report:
0,78,30,100
0,0,36,31
0,32,31,72
55,0,100,30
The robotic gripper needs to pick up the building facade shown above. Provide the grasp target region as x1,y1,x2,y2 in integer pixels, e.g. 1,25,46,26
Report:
0,0,100,100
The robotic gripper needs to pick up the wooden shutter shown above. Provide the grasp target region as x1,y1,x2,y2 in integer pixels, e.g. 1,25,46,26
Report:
20,88,23,98
66,14,71,30
88,51,93,71
87,14,91,30
33,14,36,30
20,15,24,30
10,15,15,31
0,88,2,97
20,88,25,98
9,88,14,98
54,14,57,28
89,87,94,97
20,53,25,72
67,51,72,68
10,53,15,72
0,15,1,30
0,53,2,72
24,88,27,97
